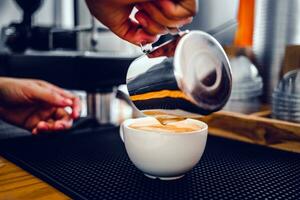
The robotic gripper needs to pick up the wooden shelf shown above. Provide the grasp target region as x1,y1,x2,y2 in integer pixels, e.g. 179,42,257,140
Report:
199,108,300,153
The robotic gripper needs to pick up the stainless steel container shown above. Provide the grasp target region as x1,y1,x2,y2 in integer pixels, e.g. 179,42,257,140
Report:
253,0,300,102
127,30,232,118
223,56,263,114
272,69,300,123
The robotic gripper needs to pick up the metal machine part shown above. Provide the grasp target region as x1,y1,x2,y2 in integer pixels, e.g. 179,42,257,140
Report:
0,51,135,91
272,70,300,123
0,0,138,126
2,0,44,52
253,0,300,102
86,88,136,125
1,0,118,53
0,3,235,123
1,0,78,52
87,90,117,125
14,0,43,25
0,44,136,126
224,56,263,114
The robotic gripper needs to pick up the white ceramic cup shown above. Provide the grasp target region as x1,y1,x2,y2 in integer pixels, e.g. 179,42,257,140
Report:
120,117,208,180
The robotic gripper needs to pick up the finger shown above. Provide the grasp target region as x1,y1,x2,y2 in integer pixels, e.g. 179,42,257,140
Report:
35,117,73,133
111,18,159,45
135,10,168,35
37,121,49,130
24,107,56,130
86,0,158,45
30,86,73,107
35,80,75,99
71,97,81,119
28,108,71,134
54,108,73,129
155,0,198,19
54,107,69,120
44,118,72,131
136,2,193,28
34,120,63,134
54,119,73,130
42,120,65,131
32,121,49,134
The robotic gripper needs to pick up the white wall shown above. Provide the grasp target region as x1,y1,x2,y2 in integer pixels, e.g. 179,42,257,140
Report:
185,0,239,31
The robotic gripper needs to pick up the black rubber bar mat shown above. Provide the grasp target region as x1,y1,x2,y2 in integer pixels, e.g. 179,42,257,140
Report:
0,127,300,200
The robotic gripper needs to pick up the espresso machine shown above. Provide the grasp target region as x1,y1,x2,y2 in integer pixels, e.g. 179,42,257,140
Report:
0,0,138,126
0,0,238,126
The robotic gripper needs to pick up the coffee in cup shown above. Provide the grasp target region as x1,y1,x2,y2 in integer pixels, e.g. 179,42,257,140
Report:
129,119,203,133
120,117,208,180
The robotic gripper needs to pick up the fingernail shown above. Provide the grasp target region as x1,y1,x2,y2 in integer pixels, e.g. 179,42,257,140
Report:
63,98,73,106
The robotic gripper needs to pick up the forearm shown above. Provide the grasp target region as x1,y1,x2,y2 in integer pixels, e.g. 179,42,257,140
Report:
0,77,11,122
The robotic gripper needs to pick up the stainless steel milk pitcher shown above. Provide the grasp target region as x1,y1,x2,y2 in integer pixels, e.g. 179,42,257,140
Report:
126,30,232,117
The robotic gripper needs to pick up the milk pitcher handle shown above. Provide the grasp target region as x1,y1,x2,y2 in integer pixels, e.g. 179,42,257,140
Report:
119,124,124,142
139,27,182,54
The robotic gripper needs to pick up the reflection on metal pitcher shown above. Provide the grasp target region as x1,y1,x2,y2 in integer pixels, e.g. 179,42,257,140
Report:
127,30,232,117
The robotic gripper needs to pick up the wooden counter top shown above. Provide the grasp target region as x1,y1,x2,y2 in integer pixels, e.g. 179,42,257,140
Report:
0,156,69,200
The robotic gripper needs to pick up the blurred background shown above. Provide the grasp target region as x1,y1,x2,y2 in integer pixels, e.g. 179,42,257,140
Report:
0,0,299,125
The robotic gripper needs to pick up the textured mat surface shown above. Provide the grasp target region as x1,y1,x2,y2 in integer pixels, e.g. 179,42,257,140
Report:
0,127,300,200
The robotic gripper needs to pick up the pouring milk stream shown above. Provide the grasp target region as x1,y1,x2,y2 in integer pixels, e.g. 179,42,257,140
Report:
126,30,232,123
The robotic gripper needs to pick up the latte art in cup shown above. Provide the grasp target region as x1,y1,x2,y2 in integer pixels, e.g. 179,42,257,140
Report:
129,119,203,133
120,117,208,180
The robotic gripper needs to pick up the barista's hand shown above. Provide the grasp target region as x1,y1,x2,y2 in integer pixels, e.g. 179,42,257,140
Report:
85,0,197,45
0,78,80,134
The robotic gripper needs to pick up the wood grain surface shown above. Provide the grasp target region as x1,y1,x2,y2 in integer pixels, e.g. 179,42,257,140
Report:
0,157,69,200
199,110,300,153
